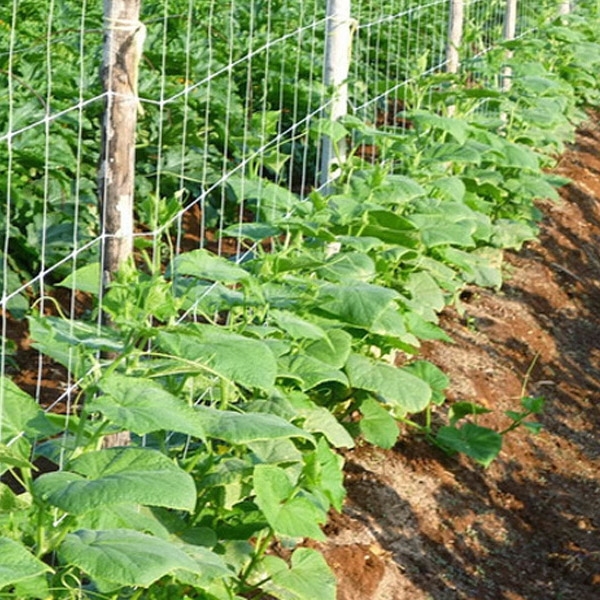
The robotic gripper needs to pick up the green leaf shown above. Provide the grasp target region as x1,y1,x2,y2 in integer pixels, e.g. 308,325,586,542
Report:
359,398,400,449
403,271,446,322
361,209,418,246
410,111,470,144
410,213,476,248
521,396,544,413
404,311,453,343
222,222,280,241
316,252,376,283
312,118,349,144
317,282,399,329
262,548,336,600
383,175,426,202
253,465,326,540
298,406,354,449
57,262,101,295
403,361,449,405
0,537,52,589
522,421,543,434
345,354,432,414
436,424,502,467
158,326,278,390
499,142,539,170
280,354,349,391
171,249,250,283
491,220,537,249
425,142,482,165
0,377,57,457
269,309,328,341
33,447,197,514
91,374,206,438
310,438,347,511
171,542,234,588
448,402,493,426
197,406,314,446
59,529,201,588
440,247,503,288
431,176,466,201
303,329,352,369
28,316,122,377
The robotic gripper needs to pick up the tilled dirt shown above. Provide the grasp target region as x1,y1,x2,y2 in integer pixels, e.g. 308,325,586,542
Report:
319,117,600,600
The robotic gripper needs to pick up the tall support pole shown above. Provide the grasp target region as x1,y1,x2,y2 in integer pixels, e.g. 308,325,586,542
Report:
446,0,464,76
99,0,144,447
99,0,144,288
558,1,572,15
446,0,464,116
501,0,518,92
320,0,352,191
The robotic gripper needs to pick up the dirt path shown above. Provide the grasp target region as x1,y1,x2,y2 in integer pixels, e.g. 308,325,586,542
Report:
320,118,600,600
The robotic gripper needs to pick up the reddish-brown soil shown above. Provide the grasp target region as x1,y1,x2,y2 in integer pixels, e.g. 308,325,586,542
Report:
318,119,600,598
3,119,600,600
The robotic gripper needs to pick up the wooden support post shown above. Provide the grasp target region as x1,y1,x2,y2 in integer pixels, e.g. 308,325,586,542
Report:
99,0,144,284
446,0,464,116
98,0,144,448
446,0,464,76
558,1,572,15
501,0,518,93
319,0,352,191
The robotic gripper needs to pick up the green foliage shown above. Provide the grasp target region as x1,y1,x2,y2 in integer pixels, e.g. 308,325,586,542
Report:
2,0,600,597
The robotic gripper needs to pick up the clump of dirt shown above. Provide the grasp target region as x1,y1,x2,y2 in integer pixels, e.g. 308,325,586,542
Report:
319,118,600,599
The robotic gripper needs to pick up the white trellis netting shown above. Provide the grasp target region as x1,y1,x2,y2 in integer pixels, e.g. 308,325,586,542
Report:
0,0,572,419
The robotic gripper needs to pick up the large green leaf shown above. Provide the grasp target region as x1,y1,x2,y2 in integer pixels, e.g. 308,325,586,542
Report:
345,354,431,414
197,406,314,445
303,329,352,369
409,213,476,248
359,398,400,449
253,465,326,540
157,326,277,390
410,110,470,144
92,374,205,438
297,406,354,449
361,209,418,246
59,529,202,588
171,249,250,283
280,354,349,391
269,309,328,341
440,247,503,288
0,377,57,459
171,542,234,588
317,282,399,329
262,548,336,600
403,271,446,322
0,537,52,589
436,424,503,467
316,252,376,283
33,447,196,514
28,316,121,377
57,262,101,295
403,361,449,406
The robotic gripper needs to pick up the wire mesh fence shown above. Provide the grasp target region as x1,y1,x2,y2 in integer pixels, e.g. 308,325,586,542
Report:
0,0,572,412
2,0,595,595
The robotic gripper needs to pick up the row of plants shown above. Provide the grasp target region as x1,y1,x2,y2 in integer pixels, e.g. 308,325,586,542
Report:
2,1,600,598
0,0,559,313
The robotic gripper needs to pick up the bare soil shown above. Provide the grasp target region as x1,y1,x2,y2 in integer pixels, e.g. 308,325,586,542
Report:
318,119,600,599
